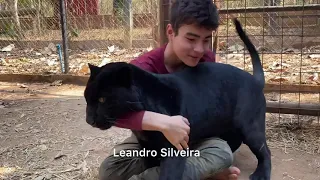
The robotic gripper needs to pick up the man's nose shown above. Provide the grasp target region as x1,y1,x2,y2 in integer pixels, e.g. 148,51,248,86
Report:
194,43,204,54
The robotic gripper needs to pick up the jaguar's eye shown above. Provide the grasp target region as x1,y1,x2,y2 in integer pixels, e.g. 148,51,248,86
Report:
98,97,105,103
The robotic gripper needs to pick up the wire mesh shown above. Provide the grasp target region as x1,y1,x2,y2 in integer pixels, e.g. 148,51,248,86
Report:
0,0,157,47
65,0,157,49
214,0,320,153
0,0,159,75
0,0,60,47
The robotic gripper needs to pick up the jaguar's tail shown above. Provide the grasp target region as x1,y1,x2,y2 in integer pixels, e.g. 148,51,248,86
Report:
232,18,265,88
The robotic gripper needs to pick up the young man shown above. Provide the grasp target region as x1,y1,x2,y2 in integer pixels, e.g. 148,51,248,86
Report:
99,0,241,179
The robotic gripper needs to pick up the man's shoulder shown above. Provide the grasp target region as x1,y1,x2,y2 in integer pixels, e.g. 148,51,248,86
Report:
130,45,166,72
131,46,164,63
201,49,216,62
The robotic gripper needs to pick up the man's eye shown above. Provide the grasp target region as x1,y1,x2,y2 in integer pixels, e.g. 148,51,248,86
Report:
186,38,195,41
98,97,105,103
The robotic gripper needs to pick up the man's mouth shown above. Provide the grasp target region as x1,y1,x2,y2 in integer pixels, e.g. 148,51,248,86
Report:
189,55,199,59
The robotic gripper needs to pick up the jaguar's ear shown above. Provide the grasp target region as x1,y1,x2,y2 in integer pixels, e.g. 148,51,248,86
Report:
88,63,100,78
112,64,133,88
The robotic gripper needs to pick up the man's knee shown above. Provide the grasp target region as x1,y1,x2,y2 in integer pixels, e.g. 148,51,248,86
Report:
199,137,233,167
179,138,234,179
99,155,118,180
99,154,146,180
187,138,234,173
98,133,146,180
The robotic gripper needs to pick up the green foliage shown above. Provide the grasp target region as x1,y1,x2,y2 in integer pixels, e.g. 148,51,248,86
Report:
0,22,19,40
18,0,35,7
113,0,127,16
67,25,80,41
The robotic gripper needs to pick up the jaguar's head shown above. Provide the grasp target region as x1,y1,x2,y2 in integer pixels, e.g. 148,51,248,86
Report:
84,62,143,130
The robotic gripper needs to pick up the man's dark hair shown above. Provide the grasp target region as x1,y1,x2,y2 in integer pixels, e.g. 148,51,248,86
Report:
169,0,219,34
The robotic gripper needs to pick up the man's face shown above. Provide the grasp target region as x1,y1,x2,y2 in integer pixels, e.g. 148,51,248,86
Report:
167,23,214,67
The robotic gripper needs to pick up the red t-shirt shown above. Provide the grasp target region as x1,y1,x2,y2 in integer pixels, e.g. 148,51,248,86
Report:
114,44,216,130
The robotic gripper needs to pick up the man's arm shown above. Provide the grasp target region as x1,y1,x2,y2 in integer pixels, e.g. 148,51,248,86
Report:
115,110,190,150
112,59,154,130
112,56,190,150
114,111,176,132
114,111,145,130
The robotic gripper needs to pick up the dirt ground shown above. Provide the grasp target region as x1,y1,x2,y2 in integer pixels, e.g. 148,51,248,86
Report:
0,81,319,180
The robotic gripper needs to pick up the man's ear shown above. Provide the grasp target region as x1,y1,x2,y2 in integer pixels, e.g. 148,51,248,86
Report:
166,24,174,41
88,63,100,78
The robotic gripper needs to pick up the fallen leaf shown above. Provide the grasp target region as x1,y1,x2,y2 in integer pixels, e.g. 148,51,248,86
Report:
114,49,126,56
308,73,319,81
283,48,300,53
34,174,52,180
108,45,115,53
228,44,244,52
0,58,7,66
1,44,14,52
230,53,244,59
308,54,320,59
0,167,16,175
146,45,153,52
38,145,48,151
17,83,28,88
272,69,288,73
41,47,52,56
271,62,290,69
48,43,57,52
50,80,63,86
14,128,23,132
78,63,89,75
269,77,289,82
47,59,56,66
133,52,142,58
79,161,88,174
98,58,111,67
15,123,23,128
54,154,67,160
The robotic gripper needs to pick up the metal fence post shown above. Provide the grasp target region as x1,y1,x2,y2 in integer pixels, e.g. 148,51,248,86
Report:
124,0,133,49
59,0,69,74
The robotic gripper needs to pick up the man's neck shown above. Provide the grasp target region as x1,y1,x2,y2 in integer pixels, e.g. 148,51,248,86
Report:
163,43,186,73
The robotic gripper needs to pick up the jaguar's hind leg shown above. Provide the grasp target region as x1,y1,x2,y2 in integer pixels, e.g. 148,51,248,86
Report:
241,107,271,180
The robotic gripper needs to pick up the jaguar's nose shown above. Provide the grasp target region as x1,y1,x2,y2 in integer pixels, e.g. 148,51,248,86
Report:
86,116,96,126
86,106,97,126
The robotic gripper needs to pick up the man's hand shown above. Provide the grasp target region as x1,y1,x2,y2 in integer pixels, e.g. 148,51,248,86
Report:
160,115,190,150
141,112,190,150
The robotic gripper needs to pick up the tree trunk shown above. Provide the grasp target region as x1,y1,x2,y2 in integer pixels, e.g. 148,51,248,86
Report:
9,0,23,39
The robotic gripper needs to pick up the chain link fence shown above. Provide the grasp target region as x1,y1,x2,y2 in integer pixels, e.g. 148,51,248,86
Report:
65,0,158,49
0,0,157,48
214,0,320,88
213,0,320,153
0,0,158,75
216,0,320,54
0,0,319,81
